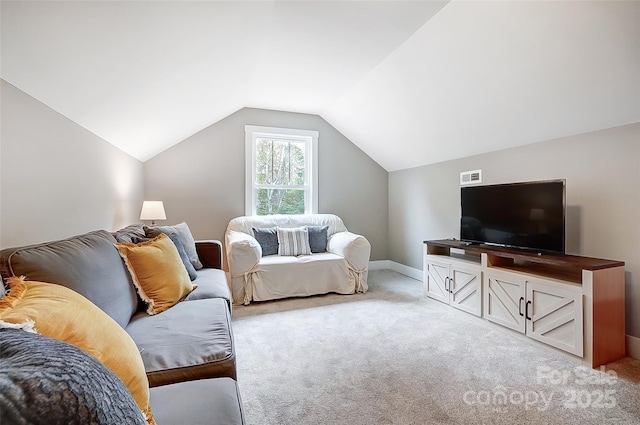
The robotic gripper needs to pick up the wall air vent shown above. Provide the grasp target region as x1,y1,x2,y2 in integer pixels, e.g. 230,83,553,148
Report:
460,169,482,185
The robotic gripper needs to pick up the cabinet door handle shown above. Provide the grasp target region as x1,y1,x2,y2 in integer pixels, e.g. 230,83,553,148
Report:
518,297,524,316
444,277,449,292
525,300,532,321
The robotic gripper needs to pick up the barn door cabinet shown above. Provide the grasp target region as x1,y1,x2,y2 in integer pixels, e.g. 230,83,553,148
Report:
484,268,583,357
424,254,482,317
424,240,625,368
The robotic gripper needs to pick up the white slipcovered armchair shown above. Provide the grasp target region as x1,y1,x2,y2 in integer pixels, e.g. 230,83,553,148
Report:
225,214,370,305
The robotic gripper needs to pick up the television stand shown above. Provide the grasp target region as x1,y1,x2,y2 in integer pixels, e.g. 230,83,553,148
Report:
423,239,626,368
460,240,481,246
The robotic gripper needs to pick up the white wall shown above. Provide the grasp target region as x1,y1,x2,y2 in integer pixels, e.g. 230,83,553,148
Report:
143,107,389,261
389,123,640,338
5,75,636,340
0,80,144,248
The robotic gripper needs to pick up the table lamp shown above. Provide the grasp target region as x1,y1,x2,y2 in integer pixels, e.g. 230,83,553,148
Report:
140,201,166,226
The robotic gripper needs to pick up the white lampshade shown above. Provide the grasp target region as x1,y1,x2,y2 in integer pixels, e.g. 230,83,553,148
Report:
140,201,166,225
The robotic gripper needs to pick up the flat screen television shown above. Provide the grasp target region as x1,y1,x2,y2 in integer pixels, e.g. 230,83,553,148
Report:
460,179,565,254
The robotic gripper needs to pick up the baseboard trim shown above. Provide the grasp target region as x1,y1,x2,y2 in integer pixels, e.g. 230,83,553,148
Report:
369,260,422,281
368,260,391,270
627,334,640,360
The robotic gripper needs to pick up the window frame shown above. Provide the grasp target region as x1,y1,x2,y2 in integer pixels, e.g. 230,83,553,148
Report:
245,125,318,216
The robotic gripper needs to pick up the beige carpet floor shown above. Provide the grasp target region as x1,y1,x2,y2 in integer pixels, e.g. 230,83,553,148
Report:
232,270,640,425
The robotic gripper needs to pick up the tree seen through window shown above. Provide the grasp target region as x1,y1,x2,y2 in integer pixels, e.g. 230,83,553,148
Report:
255,138,306,215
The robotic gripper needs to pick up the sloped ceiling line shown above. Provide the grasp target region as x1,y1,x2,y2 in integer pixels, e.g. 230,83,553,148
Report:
2,1,638,171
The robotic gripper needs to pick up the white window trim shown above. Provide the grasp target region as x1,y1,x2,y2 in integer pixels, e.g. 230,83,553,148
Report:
245,125,319,216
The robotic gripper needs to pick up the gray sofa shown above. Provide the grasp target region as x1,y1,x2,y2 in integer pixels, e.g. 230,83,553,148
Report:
0,225,244,424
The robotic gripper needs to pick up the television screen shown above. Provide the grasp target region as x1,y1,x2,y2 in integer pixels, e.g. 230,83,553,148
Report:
460,180,565,254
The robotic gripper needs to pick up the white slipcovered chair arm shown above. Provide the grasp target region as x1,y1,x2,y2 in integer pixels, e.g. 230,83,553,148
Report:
327,231,371,270
226,230,261,274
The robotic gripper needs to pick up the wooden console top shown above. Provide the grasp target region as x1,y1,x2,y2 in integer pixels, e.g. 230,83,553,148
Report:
424,239,624,271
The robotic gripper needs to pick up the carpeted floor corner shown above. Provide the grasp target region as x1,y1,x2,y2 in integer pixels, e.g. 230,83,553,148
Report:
232,270,640,425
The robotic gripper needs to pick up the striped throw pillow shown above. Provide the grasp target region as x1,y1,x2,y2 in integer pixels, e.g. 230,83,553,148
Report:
277,227,311,256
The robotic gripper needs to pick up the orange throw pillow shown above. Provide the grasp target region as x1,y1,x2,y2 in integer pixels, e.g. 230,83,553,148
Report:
115,233,195,315
0,276,155,425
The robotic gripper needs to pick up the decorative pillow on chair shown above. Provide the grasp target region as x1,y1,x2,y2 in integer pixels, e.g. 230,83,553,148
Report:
277,226,312,256
307,225,329,253
145,222,203,269
0,328,147,425
0,276,155,425
252,227,278,256
116,234,196,315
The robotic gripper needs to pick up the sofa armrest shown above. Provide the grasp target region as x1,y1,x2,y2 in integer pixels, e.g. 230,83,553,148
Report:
225,230,261,275
327,231,371,271
195,240,223,269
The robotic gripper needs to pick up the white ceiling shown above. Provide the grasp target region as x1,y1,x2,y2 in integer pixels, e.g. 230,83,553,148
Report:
2,1,639,171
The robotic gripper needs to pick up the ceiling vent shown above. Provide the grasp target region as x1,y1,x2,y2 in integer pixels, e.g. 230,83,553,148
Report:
460,169,482,185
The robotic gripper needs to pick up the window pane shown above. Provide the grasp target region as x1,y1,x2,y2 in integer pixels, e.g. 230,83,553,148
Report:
255,138,273,185
289,142,306,185
256,188,305,215
273,140,290,185
255,138,306,186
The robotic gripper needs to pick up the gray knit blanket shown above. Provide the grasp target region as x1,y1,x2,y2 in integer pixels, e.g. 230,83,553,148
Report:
0,328,146,425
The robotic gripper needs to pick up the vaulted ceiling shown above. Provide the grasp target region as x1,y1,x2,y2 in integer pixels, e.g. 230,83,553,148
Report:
2,1,639,171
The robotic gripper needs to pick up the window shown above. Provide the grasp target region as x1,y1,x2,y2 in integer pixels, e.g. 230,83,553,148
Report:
245,125,318,216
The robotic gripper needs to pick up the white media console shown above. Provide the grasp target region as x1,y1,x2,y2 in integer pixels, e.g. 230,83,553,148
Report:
423,239,626,368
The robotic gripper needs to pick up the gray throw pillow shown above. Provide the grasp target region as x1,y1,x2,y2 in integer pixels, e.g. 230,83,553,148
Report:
167,232,198,281
113,223,147,243
307,225,329,253
0,328,147,425
145,222,203,269
252,227,278,256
